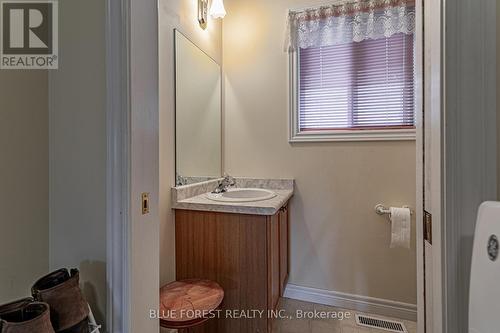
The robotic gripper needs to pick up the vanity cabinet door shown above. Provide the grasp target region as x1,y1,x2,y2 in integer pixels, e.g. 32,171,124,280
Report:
279,205,289,295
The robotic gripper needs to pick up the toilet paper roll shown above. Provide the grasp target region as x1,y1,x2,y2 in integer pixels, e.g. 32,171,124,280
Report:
390,207,411,249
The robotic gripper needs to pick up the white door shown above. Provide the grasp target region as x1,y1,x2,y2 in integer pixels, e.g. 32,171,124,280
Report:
422,0,443,332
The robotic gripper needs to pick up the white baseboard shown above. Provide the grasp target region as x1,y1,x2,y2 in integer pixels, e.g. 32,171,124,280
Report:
284,284,417,321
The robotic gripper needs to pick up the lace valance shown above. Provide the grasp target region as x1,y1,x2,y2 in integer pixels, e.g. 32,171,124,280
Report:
285,0,416,52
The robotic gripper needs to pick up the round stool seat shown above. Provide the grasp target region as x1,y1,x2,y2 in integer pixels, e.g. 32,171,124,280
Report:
159,279,224,329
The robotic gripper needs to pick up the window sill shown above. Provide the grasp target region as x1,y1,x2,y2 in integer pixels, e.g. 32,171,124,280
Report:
289,129,416,143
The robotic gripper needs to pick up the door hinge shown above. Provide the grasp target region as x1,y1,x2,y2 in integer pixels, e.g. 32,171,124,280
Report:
424,210,432,244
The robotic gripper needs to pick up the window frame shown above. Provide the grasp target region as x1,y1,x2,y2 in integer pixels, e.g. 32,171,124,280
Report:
288,46,417,143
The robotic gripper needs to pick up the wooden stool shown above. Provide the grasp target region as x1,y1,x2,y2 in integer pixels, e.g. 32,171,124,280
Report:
159,279,224,332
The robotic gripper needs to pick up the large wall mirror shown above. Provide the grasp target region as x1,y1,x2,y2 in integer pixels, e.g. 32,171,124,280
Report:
175,30,222,186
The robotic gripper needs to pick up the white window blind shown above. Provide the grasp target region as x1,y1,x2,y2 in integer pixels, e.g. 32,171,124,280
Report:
298,33,415,131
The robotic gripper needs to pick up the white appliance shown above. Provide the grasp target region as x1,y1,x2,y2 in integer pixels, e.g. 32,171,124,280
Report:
469,202,500,333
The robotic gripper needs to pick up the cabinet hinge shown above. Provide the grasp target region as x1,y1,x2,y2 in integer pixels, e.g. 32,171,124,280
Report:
424,210,432,244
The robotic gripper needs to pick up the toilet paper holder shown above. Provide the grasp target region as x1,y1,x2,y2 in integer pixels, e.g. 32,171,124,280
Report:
375,204,413,216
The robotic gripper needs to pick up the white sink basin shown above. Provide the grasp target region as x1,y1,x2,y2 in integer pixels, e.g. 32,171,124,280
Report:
206,188,277,203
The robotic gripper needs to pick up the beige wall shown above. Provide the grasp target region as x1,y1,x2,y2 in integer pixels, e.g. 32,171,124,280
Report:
48,0,106,326
0,71,48,303
159,0,223,286
223,0,417,304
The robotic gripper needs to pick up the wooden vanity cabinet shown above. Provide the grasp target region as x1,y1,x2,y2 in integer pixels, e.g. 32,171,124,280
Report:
175,204,289,333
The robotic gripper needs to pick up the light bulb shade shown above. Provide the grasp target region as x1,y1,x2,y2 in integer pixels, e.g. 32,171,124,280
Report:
209,0,226,19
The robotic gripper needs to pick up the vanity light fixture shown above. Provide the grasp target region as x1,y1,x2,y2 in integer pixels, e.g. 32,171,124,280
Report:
198,0,209,29
209,0,226,19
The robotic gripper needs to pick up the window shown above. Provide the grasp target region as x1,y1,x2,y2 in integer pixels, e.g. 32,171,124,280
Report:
287,2,417,142
291,34,415,141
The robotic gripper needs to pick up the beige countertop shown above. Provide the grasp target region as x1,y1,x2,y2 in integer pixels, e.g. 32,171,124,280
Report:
172,177,294,215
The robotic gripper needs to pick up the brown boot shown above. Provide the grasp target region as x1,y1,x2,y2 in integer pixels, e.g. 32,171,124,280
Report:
0,302,55,333
32,269,89,333
0,298,33,317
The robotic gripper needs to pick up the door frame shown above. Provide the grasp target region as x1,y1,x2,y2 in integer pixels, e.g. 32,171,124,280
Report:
105,0,161,332
414,0,425,331
105,0,131,331
417,0,447,332
420,0,445,332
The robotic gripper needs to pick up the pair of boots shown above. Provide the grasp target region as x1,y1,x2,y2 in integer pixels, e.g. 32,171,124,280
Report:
0,269,89,333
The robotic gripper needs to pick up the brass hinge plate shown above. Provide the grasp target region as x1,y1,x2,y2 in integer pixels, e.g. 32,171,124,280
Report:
424,210,432,244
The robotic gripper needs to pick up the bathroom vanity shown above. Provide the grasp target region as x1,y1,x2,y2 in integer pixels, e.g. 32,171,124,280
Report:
172,178,293,333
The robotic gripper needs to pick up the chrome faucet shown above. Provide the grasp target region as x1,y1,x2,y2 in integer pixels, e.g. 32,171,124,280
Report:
212,174,236,193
